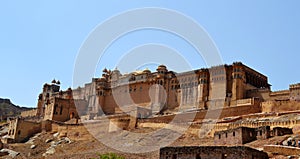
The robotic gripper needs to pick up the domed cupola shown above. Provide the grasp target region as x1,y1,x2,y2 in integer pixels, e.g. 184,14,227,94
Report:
156,64,168,74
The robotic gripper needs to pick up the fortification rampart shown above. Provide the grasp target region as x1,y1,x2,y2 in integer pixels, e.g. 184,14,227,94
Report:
212,119,300,136
262,100,300,112
264,145,300,156
20,109,38,118
138,103,261,125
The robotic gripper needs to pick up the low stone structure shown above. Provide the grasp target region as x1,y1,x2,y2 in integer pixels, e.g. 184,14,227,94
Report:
4,118,41,143
213,117,300,135
108,118,130,132
256,126,271,140
272,127,293,136
214,126,270,145
264,145,300,156
160,146,268,159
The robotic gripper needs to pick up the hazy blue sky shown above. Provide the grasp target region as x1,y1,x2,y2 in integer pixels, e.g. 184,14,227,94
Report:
1,1,300,107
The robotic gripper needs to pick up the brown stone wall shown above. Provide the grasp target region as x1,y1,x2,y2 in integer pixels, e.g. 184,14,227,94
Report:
241,127,257,144
272,127,293,136
20,109,38,118
264,145,300,156
49,99,70,122
270,90,290,100
49,122,93,141
167,87,179,110
130,82,151,105
7,118,41,143
262,100,300,112
290,83,300,101
44,102,54,121
108,118,130,132
256,126,270,140
0,140,3,149
209,66,227,105
160,146,268,159
214,127,258,145
214,127,243,145
246,88,270,101
44,98,86,122
15,119,41,142
7,118,18,139
139,104,261,125
231,64,245,101
177,73,199,110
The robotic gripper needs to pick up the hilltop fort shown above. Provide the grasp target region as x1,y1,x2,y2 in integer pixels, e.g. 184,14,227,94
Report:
2,62,300,158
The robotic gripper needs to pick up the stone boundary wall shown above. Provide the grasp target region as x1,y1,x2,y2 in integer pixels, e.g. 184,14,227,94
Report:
264,145,300,156
47,120,94,141
160,146,268,159
262,101,300,112
139,104,261,125
212,119,300,134
20,109,37,118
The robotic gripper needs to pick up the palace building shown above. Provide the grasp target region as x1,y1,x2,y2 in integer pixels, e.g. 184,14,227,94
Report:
32,62,275,120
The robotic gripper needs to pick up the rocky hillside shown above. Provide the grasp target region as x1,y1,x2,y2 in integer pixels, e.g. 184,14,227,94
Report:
0,98,32,120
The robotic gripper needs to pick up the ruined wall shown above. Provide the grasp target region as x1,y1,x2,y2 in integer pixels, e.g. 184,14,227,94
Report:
7,118,41,143
49,121,93,141
15,119,41,142
160,146,268,159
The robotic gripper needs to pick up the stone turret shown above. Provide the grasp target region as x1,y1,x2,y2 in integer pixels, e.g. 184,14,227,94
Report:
37,80,61,117
198,68,209,109
157,64,168,74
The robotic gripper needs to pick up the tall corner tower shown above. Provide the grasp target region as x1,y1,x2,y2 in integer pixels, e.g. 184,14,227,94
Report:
231,62,246,101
